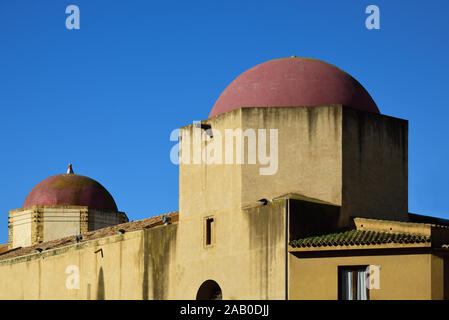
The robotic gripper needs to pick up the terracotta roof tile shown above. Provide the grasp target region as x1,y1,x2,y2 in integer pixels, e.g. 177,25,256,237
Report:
0,244,8,254
0,211,178,261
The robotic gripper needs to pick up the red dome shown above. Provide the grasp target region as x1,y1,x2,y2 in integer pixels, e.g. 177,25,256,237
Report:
209,57,379,118
23,174,118,211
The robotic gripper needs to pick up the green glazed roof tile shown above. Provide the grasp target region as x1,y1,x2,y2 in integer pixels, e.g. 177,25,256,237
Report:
290,230,430,248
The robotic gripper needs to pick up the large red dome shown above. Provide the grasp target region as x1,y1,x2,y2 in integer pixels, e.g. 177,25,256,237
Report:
209,57,379,118
23,174,118,211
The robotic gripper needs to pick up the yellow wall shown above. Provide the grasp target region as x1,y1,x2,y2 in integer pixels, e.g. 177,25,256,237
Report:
0,200,287,300
341,107,408,225
191,105,408,228
0,224,177,300
289,251,443,300
174,200,286,300
8,206,128,249
42,208,81,242
0,106,421,300
10,209,33,248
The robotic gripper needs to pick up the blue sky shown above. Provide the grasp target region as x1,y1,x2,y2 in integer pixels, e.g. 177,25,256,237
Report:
0,0,448,243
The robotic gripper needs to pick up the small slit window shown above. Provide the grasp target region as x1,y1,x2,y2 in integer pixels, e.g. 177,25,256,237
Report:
204,217,215,246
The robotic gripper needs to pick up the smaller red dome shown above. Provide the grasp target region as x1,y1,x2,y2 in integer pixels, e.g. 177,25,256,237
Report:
23,174,118,211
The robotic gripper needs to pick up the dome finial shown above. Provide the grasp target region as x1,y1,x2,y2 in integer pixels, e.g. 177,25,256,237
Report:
67,163,74,174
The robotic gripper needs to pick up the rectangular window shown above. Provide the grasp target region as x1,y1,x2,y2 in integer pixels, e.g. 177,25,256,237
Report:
204,217,215,246
339,266,369,300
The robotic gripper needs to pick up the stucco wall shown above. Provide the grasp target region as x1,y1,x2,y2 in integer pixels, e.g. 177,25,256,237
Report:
289,251,440,300
9,206,128,249
0,105,414,300
180,105,342,215
11,209,33,248
0,224,177,300
199,105,408,228
179,110,290,299
179,109,243,217
239,106,343,208
341,107,408,225
43,208,81,242
175,200,286,299
88,209,127,230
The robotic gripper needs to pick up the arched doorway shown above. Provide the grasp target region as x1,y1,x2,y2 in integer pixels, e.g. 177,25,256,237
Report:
196,280,222,300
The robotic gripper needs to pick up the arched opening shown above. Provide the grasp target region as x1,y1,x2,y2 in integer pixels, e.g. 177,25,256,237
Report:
196,280,222,300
